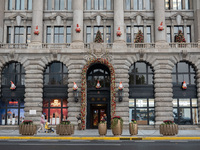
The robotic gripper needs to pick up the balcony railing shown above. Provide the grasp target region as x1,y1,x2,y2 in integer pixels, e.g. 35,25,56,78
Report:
0,43,28,49
127,43,156,48
84,43,113,49
42,43,71,48
169,43,199,48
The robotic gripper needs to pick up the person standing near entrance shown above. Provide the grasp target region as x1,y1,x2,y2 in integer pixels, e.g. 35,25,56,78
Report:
76,114,82,130
37,115,45,133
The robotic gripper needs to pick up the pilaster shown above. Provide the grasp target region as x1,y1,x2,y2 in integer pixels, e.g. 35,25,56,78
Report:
70,0,84,49
154,64,173,125
0,0,5,43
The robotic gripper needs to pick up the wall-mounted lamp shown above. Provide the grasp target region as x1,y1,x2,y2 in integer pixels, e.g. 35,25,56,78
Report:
73,82,79,102
118,82,124,102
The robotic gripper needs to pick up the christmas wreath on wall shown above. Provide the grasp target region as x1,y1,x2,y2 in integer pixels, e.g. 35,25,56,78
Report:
81,58,116,129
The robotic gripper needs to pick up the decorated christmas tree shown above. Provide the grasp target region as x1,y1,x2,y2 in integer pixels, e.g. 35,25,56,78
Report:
134,30,144,43
175,30,186,43
94,30,104,43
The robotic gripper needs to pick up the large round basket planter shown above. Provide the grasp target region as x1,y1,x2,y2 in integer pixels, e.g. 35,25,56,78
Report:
70,124,75,135
129,123,138,136
111,120,122,136
160,124,178,136
56,124,72,136
19,124,37,136
98,123,107,136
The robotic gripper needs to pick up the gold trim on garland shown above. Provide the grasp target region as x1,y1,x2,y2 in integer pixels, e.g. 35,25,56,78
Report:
81,58,116,129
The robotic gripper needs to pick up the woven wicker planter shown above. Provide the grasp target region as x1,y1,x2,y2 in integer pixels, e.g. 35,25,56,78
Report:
98,123,107,136
160,124,178,136
129,123,138,136
70,124,75,135
56,124,72,136
19,124,37,136
111,120,122,136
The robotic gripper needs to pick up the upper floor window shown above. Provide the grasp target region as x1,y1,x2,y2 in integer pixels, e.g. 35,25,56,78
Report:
14,27,24,43
86,26,111,43
7,0,32,10
47,0,72,10
46,26,71,43
86,0,112,10
125,0,151,10
165,0,191,10
134,0,143,10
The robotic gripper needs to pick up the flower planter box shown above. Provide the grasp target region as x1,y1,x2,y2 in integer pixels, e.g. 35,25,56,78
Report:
19,124,37,136
70,124,75,135
160,124,178,136
111,120,122,136
56,124,72,136
129,123,138,136
98,123,107,136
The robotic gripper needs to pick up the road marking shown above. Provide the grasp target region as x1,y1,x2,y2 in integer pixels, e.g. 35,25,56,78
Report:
170,141,188,142
19,143,121,146
135,141,155,142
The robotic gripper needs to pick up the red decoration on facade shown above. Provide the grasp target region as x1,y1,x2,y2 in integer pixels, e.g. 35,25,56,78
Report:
116,27,122,37
76,24,81,33
96,80,101,89
10,81,16,90
158,22,164,31
34,25,40,35
73,82,78,91
81,58,116,130
118,82,123,90
182,81,187,89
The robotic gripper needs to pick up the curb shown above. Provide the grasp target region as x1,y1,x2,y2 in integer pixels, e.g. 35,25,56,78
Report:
0,137,200,140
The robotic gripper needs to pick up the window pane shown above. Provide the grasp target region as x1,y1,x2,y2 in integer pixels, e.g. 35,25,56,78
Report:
134,0,137,10
185,0,189,10
50,108,61,125
173,99,177,107
136,108,148,125
8,99,19,107
179,99,190,107
47,0,52,10
27,0,32,10
67,0,72,10
99,0,104,10
8,0,12,10
136,74,146,84
149,99,154,107
60,0,65,10
54,0,59,10
21,0,25,10
94,0,98,10
149,109,155,125
178,74,189,85
138,0,143,10
126,0,131,10
87,0,91,10
179,108,191,125
107,0,111,10
178,0,182,10
190,74,195,84
192,98,197,107
148,74,153,84
178,63,188,72
136,99,147,107
172,74,176,84
16,0,20,10
51,63,62,73
0,109,6,125
7,109,18,125
129,99,135,107
135,62,146,73
146,0,150,10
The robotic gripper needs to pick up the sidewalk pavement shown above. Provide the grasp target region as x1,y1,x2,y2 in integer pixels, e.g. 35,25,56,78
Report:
1,129,200,140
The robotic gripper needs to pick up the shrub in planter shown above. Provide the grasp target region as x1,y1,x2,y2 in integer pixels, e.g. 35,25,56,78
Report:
98,118,107,136
160,120,178,136
19,120,37,136
111,116,123,136
129,119,138,136
56,120,72,136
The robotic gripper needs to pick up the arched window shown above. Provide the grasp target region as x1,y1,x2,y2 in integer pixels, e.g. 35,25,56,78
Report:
129,62,154,125
43,62,68,125
172,62,198,125
0,62,25,125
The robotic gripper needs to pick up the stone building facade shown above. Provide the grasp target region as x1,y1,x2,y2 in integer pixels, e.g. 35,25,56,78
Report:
0,0,200,129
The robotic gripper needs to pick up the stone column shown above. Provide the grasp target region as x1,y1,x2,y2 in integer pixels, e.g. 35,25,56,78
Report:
154,0,168,48
113,0,127,50
70,0,84,49
194,0,200,45
29,0,44,48
0,0,5,43
24,62,44,125
154,63,173,125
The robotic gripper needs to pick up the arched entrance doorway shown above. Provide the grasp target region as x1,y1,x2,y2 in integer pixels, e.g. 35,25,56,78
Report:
86,64,110,129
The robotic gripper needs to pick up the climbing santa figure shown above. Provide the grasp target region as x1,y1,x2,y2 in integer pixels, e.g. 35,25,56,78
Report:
158,22,164,31
118,82,124,90
182,81,187,90
96,80,101,89
10,81,16,90
73,82,78,91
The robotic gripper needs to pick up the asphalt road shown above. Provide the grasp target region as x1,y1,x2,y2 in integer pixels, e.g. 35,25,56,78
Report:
0,140,200,150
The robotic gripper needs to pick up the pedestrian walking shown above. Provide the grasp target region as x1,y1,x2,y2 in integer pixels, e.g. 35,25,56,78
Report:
37,115,45,133
76,114,82,130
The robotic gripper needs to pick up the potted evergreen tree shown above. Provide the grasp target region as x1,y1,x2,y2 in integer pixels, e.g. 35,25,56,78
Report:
129,119,138,136
160,120,178,136
111,116,123,136
98,116,107,136
134,30,144,48
175,30,186,48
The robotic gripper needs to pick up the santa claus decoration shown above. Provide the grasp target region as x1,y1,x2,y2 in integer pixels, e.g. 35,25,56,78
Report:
116,27,122,37
10,81,16,90
96,80,101,89
158,22,164,31
76,24,81,33
34,25,40,35
73,82,78,91
118,82,124,90
182,81,187,90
